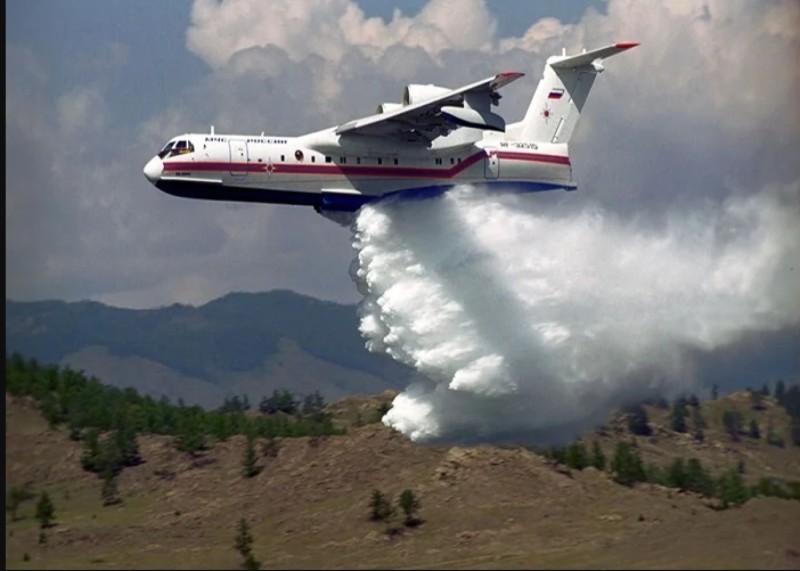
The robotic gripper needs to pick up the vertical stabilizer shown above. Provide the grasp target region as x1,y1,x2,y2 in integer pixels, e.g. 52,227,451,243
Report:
517,43,638,143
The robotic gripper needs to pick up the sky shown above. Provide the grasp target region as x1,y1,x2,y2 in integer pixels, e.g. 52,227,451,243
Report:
5,0,800,310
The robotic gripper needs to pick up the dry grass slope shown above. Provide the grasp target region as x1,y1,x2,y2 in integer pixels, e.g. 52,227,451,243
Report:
5,392,800,570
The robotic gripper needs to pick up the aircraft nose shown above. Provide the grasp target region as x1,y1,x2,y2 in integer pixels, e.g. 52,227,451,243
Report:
143,156,163,184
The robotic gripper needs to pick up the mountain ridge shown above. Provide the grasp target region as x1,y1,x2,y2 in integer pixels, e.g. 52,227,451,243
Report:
5,290,413,408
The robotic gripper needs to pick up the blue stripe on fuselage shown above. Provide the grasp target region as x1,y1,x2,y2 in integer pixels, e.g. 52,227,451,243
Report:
155,179,575,212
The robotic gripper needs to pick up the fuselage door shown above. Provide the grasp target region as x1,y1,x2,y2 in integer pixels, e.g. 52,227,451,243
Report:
229,139,249,176
484,147,500,179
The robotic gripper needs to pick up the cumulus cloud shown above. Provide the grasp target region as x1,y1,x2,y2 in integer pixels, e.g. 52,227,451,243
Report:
186,0,496,69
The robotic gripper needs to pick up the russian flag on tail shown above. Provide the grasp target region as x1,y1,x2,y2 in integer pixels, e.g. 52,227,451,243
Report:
548,88,564,99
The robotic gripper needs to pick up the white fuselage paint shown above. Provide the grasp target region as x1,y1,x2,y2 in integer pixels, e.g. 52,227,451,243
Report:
144,128,574,213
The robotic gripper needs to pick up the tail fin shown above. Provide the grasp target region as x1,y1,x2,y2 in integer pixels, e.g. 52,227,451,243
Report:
517,42,638,143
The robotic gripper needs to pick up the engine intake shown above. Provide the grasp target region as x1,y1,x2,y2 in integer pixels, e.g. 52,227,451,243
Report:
375,102,403,114
403,84,453,106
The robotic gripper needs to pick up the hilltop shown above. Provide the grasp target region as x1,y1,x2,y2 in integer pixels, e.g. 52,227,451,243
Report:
5,291,413,408
5,378,800,570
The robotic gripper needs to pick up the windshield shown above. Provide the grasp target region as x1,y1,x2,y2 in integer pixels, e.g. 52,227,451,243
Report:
158,139,194,159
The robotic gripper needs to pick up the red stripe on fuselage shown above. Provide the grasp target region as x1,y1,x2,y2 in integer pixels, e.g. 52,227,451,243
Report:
162,150,570,178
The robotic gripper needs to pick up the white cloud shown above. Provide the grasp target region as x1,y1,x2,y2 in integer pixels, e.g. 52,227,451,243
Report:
186,0,496,69
56,85,107,134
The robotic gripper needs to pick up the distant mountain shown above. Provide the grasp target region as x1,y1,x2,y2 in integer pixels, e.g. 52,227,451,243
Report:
5,290,413,408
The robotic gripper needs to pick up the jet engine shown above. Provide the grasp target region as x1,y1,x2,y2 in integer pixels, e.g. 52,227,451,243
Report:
403,84,453,106
375,102,403,114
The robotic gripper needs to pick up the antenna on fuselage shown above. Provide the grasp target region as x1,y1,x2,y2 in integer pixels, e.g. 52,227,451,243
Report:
210,125,215,135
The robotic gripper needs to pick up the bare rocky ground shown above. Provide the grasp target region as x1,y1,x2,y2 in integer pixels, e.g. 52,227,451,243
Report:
5,391,800,570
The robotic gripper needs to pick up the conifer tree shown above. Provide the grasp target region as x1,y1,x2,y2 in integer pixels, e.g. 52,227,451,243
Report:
717,468,749,508
722,409,743,442
369,489,395,522
242,432,261,478
564,442,588,470
234,518,260,570
590,441,606,471
670,399,688,433
684,458,714,496
398,489,422,526
35,491,55,529
611,442,646,487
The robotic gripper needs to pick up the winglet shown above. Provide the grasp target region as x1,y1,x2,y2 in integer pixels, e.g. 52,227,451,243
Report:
491,72,525,90
550,42,639,70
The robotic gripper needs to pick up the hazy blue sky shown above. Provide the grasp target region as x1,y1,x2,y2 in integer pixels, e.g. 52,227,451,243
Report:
6,0,799,309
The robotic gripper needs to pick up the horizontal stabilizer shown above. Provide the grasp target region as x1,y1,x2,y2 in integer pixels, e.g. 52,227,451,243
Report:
550,42,639,70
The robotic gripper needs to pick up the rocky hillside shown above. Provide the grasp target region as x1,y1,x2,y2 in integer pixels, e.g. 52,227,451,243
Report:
5,390,800,570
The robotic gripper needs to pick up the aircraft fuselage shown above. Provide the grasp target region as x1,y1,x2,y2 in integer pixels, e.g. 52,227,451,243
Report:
144,128,574,213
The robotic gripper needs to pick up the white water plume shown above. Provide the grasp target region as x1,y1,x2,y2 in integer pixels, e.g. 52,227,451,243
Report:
350,183,800,445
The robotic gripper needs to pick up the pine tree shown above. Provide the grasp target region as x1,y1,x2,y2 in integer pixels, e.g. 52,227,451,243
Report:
684,458,714,496
722,409,743,442
670,398,688,433
369,489,394,522
717,468,749,509
590,441,606,471
35,491,55,529
665,458,687,490
242,433,261,478
564,442,588,470
398,489,421,526
233,518,260,570
611,442,646,487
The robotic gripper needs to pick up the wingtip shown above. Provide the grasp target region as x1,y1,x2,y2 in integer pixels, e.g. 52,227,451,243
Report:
615,42,640,50
498,71,525,79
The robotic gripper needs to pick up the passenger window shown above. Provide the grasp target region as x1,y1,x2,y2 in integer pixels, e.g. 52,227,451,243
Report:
377,158,383,165
325,156,332,163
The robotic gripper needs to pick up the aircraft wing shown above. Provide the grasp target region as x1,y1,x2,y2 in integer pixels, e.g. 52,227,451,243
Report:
335,72,524,143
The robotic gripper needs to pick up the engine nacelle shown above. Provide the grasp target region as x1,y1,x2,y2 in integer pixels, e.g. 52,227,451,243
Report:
403,84,452,106
375,102,403,114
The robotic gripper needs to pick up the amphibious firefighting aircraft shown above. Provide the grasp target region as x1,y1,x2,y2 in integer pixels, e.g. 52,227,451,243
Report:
144,43,637,217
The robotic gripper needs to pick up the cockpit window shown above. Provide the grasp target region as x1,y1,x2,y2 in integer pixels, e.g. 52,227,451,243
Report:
158,139,195,159
157,142,174,159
